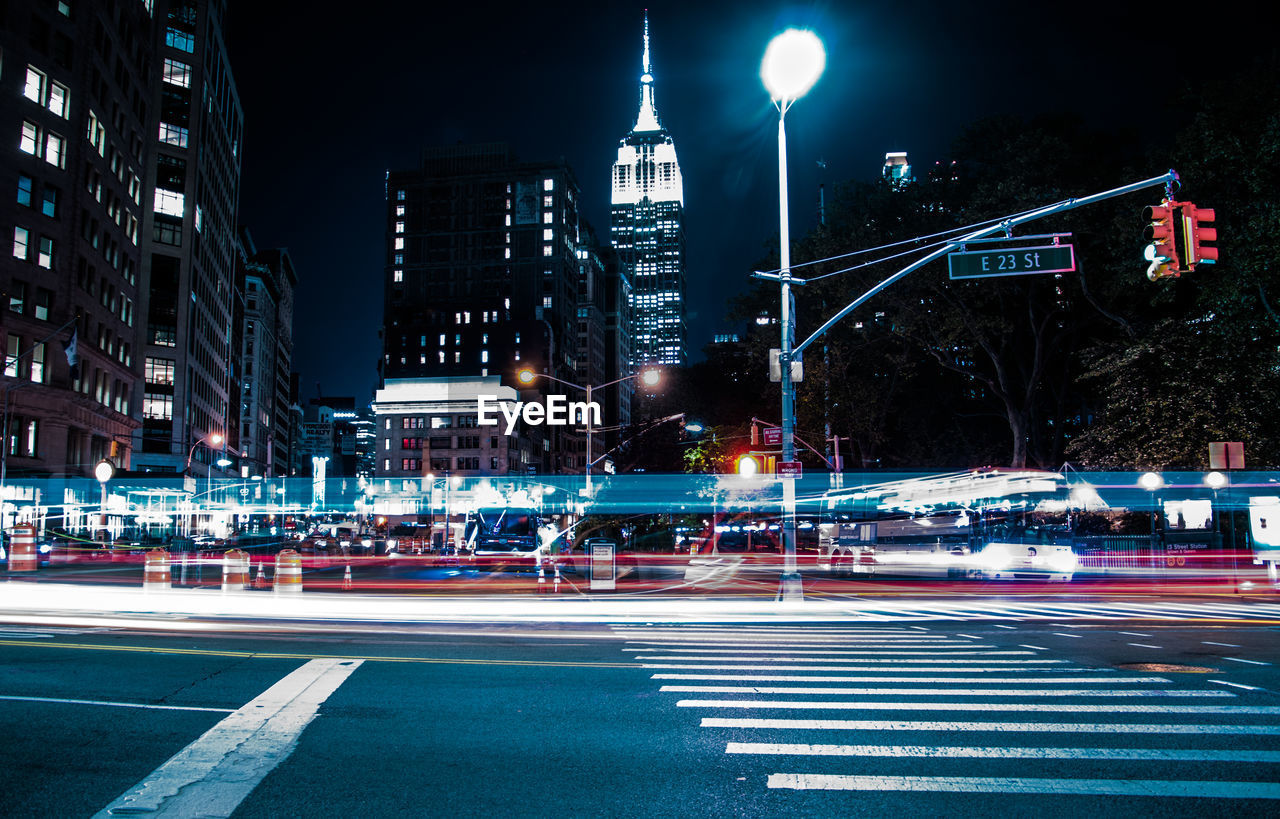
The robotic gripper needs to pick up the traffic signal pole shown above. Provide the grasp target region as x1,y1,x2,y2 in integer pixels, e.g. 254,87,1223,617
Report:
753,169,1181,604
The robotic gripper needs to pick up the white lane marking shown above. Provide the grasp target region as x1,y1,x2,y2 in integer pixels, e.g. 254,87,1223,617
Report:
1225,657,1271,665
678,700,1280,714
654,674,1169,683
0,694,234,713
1052,633,1084,638
0,632,55,639
632,652,1035,661
730,743,1280,762
1203,642,1241,648
702,718,1280,734
1128,643,1163,649
94,658,362,818
1118,632,1151,637
765,774,1280,798
1019,645,1048,651
956,634,980,640
619,638,960,645
660,686,1230,697
1210,680,1264,691
993,625,1017,630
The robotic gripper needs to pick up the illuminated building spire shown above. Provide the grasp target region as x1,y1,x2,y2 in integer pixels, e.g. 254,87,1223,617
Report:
634,9,661,133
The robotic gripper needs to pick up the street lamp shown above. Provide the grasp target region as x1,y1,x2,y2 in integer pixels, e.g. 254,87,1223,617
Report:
762,27,824,601
516,367,662,495
94,458,115,544
1139,471,1164,549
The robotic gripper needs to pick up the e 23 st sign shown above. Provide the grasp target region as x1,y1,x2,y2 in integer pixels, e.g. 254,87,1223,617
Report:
948,244,1076,280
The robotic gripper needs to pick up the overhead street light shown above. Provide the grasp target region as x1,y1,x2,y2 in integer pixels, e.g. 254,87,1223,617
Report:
762,27,825,602
515,367,663,495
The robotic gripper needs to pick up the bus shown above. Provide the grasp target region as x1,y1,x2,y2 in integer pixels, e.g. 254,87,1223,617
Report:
463,507,545,570
817,469,1078,580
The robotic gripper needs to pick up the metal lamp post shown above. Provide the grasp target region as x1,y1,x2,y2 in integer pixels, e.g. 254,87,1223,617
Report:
762,28,825,601
517,367,661,496
94,458,114,544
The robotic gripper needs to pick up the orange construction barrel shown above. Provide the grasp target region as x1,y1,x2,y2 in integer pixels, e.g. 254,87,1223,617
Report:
143,549,171,591
222,549,250,591
274,549,303,593
6,525,37,572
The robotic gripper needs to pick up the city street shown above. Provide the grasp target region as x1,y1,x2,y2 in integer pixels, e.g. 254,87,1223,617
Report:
2,602,1278,815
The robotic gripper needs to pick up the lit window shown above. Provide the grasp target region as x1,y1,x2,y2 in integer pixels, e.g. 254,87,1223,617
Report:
5,336,19,376
19,122,39,155
194,204,203,232
23,66,45,104
41,186,58,218
395,221,404,233
154,188,185,217
143,392,173,420
543,178,554,191
542,245,552,257
393,269,403,282
394,237,404,250
86,110,106,154
29,343,46,383
17,176,33,207
543,228,554,241
438,334,445,345
481,350,489,363
505,214,511,226
543,195,552,207
37,237,53,268
396,205,404,217
47,82,69,118
158,122,189,147
464,312,471,323
438,351,445,363
420,354,426,364
543,212,552,224
384,458,390,471
165,27,195,53
454,352,460,363
162,58,192,88
12,227,30,260
397,190,405,201
543,296,552,308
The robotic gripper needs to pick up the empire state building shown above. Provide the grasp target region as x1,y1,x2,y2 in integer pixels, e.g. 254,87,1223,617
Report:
611,13,687,367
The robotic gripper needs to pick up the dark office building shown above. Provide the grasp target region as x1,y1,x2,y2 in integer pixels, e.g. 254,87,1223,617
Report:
383,143,614,474
236,228,296,478
132,0,243,478
2,0,155,481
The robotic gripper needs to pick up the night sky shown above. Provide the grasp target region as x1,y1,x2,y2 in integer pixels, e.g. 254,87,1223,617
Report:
224,0,1263,403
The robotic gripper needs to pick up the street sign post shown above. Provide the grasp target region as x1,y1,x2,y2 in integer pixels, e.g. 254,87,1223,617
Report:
763,427,783,447
778,461,803,478
948,244,1076,280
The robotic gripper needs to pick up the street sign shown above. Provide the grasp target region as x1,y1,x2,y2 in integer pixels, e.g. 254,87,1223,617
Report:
778,461,803,478
948,244,1076,280
590,542,616,591
763,427,783,447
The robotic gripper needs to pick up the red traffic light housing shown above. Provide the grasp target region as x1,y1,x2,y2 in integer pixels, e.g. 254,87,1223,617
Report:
1143,201,1181,281
1182,203,1217,267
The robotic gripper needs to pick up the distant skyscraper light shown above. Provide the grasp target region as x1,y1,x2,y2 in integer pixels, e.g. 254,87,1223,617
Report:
610,11,687,368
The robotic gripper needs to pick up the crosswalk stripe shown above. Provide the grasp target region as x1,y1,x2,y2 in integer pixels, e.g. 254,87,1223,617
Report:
765,773,1280,798
633,652,1035,661
661,686,1230,697
622,646,995,654
729,743,1280,761
678,700,1280,714
641,661,1066,670
702,718,1280,734
655,674,1165,683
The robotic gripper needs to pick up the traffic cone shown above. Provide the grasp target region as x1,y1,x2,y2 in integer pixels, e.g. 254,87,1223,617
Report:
537,565,546,594
254,561,267,589
343,564,352,591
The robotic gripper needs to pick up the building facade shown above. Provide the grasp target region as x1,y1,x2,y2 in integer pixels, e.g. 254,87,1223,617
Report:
383,143,614,475
132,0,243,479
610,12,687,368
235,228,295,479
2,0,155,481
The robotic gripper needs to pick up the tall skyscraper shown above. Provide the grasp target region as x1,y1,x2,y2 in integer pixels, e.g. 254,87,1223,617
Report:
610,12,686,368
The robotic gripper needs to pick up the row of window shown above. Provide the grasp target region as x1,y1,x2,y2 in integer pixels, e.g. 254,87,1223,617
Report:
7,281,54,320
23,66,70,119
383,457,493,472
12,227,55,269
20,121,67,169
391,436,491,451
5,335,49,383
17,175,59,217
392,415,480,430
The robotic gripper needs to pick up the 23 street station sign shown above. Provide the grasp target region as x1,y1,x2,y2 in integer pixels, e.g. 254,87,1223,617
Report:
948,244,1076,280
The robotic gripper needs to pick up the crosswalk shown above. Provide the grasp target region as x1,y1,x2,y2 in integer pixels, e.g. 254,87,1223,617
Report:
612,623,1280,803
786,599,1280,621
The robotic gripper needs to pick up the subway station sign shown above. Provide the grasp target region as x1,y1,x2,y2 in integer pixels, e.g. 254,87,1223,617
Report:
948,244,1076,280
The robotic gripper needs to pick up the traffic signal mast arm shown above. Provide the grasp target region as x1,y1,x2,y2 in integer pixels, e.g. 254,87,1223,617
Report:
791,171,1180,357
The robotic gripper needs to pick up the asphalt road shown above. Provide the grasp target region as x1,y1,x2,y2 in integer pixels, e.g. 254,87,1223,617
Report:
2,612,1279,817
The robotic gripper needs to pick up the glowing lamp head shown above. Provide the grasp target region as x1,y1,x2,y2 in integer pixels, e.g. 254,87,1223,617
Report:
1139,471,1164,491
517,369,536,385
1204,471,1227,490
94,459,115,484
761,28,826,102
640,368,661,387
209,433,224,446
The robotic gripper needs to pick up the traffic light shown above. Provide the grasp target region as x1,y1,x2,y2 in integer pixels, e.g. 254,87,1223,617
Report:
736,454,760,477
1143,201,1181,281
1181,203,1217,268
